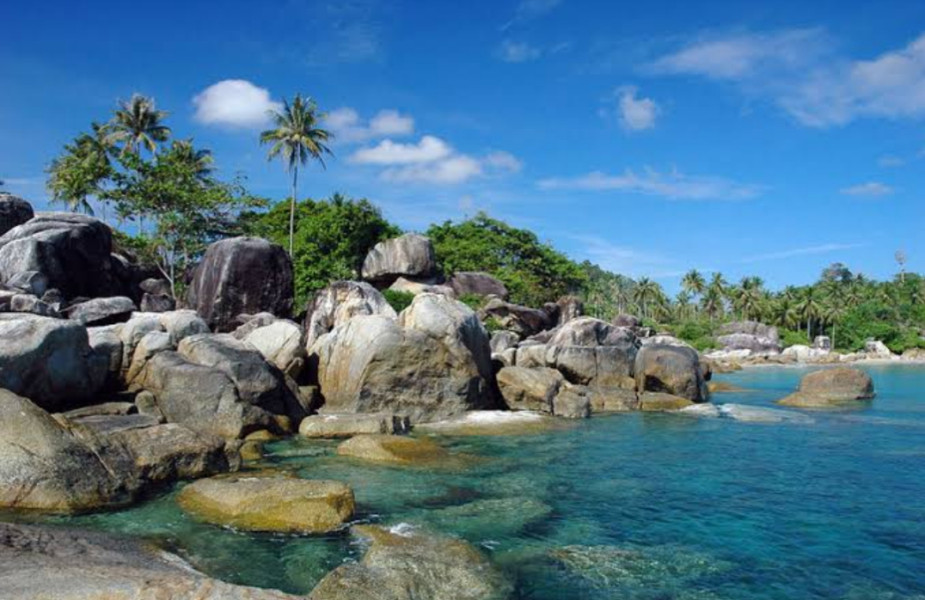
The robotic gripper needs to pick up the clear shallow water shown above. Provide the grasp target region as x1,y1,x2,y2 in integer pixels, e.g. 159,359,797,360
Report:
21,365,925,599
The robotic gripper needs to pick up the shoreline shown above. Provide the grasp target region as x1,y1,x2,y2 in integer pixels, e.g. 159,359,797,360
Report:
727,357,925,370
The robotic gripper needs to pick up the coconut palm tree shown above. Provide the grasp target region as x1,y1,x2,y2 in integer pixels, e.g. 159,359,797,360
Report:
681,269,706,309
675,290,692,320
796,287,823,341
105,94,171,156
260,94,333,256
632,277,661,320
168,139,214,180
46,122,113,216
822,302,848,350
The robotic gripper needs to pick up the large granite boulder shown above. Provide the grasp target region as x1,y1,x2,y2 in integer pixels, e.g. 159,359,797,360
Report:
555,295,584,325
336,434,453,466
131,351,274,438
0,390,129,511
480,297,553,337
186,237,293,332
0,314,106,411
497,366,562,413
0,212,124,299
545,344,636,388
548,317,636,348
177,333,302,421
361,233,436,286
66,296,136,326
388,276,456,297
310,524,512,600
304,280,397,350
0,522,299,599
178,475,355,534
778,367,875,408
448,271,508,300
717,321,781,354
243,319,306,379
0,193,34,236
315,314,494,423
634,344,708,403
299,412,410,438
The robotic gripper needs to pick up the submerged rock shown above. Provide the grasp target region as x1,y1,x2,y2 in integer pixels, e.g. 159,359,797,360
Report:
336,434,454,466
178,475,355,534
638,392,695,411
778,367,875,408
0,521,300,599
309,524,512,600
421,496,553,539
681,403,814,424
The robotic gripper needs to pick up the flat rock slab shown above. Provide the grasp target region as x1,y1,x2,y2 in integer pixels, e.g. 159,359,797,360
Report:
299,413,410,438
417,410,570,436
177,476,355,534
638,392,695,412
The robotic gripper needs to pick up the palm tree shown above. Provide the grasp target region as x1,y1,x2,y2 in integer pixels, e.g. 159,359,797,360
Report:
681,269,706,302
168,139,214,179
675,290,692,320
796,287,823,341
260,94,333,256
632,277,661,320
46,122,113,216
105,94,171,156
821,302,847,350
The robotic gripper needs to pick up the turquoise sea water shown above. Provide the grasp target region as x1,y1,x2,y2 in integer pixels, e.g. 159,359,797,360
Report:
24,365,925,598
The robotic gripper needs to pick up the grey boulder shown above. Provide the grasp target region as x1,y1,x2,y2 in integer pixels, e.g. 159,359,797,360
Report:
361,233,437,286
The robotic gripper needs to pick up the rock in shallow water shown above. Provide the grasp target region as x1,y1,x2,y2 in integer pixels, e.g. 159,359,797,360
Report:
299,412,411,438
178,475,356,534
420,497,553,539
0,521,300,599
309,524,512,600
778,367,875,408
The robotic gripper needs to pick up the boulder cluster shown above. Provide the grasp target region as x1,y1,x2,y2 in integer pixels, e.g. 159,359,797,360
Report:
0,195,714,598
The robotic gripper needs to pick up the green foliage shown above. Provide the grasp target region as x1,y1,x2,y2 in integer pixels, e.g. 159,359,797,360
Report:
581,261,636,320
666,319,717,351
779,328,809,348
483,316,504,334
382,289,415,313
46,100,261,296
240,194,401,307
458,293,486,311
426,212,587,307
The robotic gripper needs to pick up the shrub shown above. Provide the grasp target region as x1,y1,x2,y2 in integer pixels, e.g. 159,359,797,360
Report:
382,289,415,313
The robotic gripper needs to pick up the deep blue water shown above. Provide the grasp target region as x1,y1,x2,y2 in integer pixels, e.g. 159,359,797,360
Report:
33,365,925,598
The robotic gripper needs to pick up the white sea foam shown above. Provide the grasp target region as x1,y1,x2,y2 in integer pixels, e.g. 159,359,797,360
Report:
681,403,813,424
388,522,417,537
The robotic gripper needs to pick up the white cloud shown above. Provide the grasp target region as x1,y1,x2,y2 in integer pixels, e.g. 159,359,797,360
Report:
383,156,484,184
351,136,451,165
841,181,895,196
326,108,414,143
649,29,925,127
739,243,864,263
538,167,761,200
497,40,542,63
192,80,281,128
351,137,522,185
614,86,659,131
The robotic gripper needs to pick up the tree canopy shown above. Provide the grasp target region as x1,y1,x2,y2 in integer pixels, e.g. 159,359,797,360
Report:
426,212,587,307
240,193,400,307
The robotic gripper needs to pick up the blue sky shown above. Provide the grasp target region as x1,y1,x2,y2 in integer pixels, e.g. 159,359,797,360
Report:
2,0,924,293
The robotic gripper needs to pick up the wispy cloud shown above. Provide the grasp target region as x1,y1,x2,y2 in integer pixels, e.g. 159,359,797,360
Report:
326,108,414,144
878,155,906,168
538,167,761,200
192,80,281,128
648,28,925,127
840,181,895,197
501,0,563,30
739,243,864,263
572,234,682,279
497,40,542,63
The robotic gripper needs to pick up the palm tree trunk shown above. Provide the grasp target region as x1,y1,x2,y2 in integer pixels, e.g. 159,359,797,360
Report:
289,167,298,257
